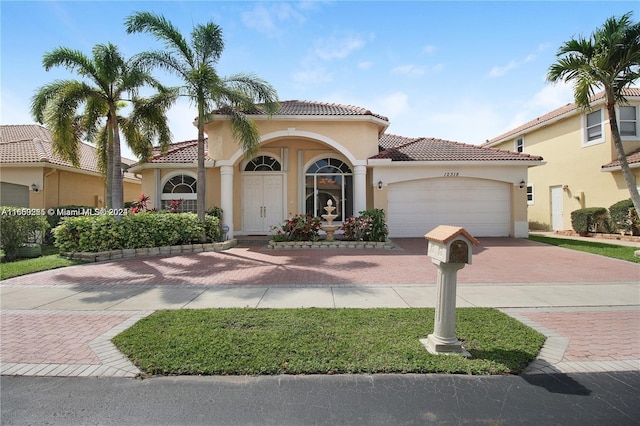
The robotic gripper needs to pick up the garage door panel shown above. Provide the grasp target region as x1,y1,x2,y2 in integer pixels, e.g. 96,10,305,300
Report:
387,178,510,237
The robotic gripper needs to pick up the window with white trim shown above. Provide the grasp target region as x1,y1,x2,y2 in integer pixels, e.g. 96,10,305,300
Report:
161,174,197,212
515,137,524,153
584,109,603,145
244,155,281,171
526,185,534,205
619,105,637,138
304,158,353,221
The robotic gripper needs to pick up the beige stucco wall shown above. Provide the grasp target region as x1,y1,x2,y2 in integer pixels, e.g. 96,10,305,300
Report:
206,118,382,162
1,166,141,209
203,117,384,232
493,108,640,231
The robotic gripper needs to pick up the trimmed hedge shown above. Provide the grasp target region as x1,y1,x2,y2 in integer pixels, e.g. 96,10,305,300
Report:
570,207,609,235
53,212,221,253
0,207,49,261
609,199,639,235
44,205,95,244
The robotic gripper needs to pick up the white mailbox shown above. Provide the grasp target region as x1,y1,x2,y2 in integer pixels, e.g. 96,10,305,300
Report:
425,225,479,264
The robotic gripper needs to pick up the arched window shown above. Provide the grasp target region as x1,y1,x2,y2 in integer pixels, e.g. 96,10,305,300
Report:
161,174,197,212
244,155,281,172
305,158,353,221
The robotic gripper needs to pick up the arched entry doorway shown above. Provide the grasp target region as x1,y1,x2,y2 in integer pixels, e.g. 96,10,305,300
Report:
242,155,285,233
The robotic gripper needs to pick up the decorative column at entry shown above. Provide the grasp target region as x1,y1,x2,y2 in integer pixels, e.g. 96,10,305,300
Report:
220,165,234,239
353,165,367,214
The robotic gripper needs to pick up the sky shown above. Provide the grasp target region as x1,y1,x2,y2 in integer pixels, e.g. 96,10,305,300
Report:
2,1,638,160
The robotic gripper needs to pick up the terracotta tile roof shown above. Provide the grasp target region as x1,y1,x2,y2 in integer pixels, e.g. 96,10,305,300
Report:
372,133,543,162
0,124,51,144
484,88,640,146
601,147,640,169
0,125,138,178
378,133,421,151
216,100,390,122
143,139,211,164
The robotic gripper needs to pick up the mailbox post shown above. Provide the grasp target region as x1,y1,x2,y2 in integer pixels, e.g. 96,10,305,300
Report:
421,225,479,356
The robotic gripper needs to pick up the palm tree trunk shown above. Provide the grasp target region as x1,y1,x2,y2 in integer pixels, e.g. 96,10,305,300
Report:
106,122,114,209
110,107,124,220
197,103,207,223
606,102,640,214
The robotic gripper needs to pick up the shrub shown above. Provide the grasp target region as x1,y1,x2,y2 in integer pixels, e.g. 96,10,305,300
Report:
341,215,373,241
203,215,222,242
342,209,389,242
609,199,639,236
53,212,216,252
0,207,49,260
360,209,388,242
271,214,322,241
206,206,223,220
44,205,96,244
570,207,609,235
528,221,551,231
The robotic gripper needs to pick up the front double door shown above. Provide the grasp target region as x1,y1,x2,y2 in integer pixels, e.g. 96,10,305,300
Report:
242,174,284,233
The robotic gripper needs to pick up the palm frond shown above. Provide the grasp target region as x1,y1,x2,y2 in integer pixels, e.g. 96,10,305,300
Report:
125,11,195,67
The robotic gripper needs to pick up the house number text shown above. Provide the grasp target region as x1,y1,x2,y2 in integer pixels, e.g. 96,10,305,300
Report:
443,172,459,177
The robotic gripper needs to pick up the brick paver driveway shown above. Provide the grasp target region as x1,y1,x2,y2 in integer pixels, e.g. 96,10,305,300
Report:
3,238,639,286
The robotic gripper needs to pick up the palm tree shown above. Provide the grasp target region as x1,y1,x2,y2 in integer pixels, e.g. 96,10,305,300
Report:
547,11,640,214
125,11,280,221
31,43,176,213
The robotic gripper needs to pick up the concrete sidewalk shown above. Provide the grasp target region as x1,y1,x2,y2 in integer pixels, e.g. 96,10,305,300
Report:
2,282,639,378
2,282,639,311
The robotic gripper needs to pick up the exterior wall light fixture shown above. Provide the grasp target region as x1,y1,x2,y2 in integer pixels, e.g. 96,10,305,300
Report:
30,183,40,193
377,180,383,190
518,180,526,190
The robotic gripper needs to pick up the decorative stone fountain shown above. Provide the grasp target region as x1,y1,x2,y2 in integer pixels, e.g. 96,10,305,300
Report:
320,199,341,241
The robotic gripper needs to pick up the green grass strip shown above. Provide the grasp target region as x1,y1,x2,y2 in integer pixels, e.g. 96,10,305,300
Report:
529,235,640,263
112,308,545,376
0,254,81,280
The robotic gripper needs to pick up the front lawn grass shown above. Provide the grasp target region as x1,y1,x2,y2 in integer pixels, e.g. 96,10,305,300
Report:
529,235,640,263
0,246,82,280
112,308,545,376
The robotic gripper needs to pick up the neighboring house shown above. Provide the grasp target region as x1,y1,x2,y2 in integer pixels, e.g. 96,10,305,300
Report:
131,100,542,239
483,88,640,231
0,124,141,209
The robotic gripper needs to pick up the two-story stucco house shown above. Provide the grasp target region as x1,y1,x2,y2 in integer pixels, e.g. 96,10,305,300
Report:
0,125,141,209
130,100,542,239
483,88,640,232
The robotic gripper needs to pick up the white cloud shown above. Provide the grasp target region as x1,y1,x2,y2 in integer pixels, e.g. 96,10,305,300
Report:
312,34,365,61
422,45,437,55
291,67,334,87
166,100,199,142
241,3,305,37
358,61,374,70
391,64,426,77
375,92,410,117
488,54,536,78
507,81,575,129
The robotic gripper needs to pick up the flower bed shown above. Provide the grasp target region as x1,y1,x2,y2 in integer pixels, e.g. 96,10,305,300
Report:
267,240,394,250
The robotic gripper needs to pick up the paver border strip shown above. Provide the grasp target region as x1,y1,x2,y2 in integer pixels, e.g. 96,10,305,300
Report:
1,310,152,378
501,306,640,375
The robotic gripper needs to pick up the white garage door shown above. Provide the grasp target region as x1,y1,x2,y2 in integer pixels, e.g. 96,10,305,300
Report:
387,178,511,237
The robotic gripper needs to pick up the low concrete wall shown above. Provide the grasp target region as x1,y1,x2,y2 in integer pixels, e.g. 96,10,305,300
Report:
62,240,238,262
